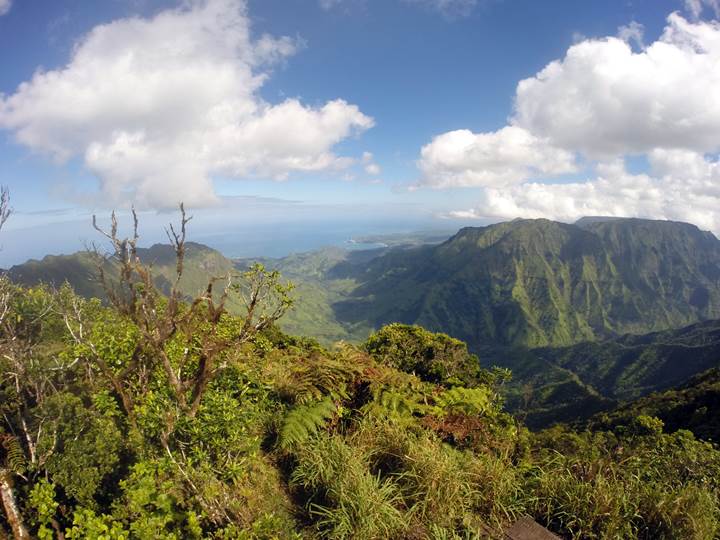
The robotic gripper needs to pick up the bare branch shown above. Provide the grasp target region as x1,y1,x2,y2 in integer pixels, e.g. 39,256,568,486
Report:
165,203,192,286
77,205,293,436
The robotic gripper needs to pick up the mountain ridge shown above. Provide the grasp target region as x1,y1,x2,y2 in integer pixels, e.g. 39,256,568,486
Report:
8,217,720,352
331,217,720,351
7,217,720,430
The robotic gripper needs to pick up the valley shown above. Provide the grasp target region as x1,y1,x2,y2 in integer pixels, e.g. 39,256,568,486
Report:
8,216,720,428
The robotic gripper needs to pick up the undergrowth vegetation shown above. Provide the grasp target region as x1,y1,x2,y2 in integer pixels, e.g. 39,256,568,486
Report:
1,208,719,539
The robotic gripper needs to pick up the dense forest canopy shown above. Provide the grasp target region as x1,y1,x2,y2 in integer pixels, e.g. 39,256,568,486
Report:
1,201,719,539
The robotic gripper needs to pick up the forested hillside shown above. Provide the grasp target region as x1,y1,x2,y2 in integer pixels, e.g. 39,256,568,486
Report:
6,232,449,346
2,209,720,539
587,367,720,443
10,217,720,435
333,218,720,350
3,272,720,538
499,319,720,427
7,242,235,303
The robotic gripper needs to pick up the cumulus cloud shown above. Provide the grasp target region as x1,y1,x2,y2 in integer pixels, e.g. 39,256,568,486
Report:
514,14,720,157
0,0,10,16
0,0,373,208
449,152,720,232
418,127,576,188
420,12,720,233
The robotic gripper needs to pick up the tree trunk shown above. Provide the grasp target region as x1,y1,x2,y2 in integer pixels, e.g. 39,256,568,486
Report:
0,469,29,540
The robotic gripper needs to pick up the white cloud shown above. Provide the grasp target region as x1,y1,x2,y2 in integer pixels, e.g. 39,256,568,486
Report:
418,127,577,188
0,0,10,16
0,0,373,209
419,13,720,234
448,152,720,233
514,14,720,157
685,0,720,19
365,163,381,176
420,14,720,187
361,151,381,176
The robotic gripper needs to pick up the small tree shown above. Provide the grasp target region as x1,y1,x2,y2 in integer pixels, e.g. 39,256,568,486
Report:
0,188,33,540
364,324,483,387
64,204,294,438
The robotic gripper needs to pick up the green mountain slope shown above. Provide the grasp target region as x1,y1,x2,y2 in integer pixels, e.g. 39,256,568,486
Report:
6,251,107,299
586,367,720,443
6,228,455,344
7,242,236,300
333,218,720,350
8,218,720,431
500,319,720,428
535,319,720,401
233,231,453,343
7,242,388,342
235,247,395,343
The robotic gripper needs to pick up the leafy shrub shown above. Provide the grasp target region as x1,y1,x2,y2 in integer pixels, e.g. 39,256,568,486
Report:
42,393,124,507
364,324,482,386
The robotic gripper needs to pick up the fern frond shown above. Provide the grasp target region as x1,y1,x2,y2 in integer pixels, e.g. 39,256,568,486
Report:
373,368,418,388
363,386,421,418
2,435,26,475
279,397,337,450
434,387,492,416
290,353,367,404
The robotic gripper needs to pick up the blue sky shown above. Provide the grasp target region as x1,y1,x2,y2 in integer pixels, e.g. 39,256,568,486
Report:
0,0,719,265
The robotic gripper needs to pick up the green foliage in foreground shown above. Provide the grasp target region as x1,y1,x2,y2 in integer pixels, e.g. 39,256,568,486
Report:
1,279,720,539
